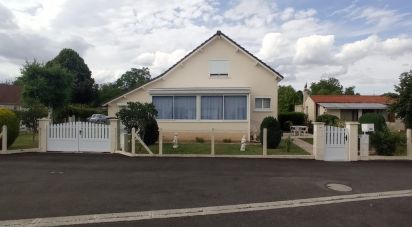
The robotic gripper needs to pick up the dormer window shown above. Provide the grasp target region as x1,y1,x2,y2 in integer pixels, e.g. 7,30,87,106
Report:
209,60,229,77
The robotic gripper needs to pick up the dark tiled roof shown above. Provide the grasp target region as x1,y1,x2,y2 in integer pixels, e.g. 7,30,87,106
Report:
105,30,284,105
0,84,22,105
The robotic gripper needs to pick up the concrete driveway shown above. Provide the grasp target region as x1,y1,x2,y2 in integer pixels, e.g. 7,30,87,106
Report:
0,153,411,226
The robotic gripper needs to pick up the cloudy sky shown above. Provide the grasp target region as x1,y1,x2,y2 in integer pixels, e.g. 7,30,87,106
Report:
1,0,412,94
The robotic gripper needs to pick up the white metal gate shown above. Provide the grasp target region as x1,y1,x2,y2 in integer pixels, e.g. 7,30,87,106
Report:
47,122,110,152
324,126,348,161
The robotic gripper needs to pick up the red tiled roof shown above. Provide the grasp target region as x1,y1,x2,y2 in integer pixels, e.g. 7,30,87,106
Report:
0,84,22,105
310,95,392,104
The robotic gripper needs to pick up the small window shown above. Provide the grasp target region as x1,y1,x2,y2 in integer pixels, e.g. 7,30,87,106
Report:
255,98,271,111
209,60,229,76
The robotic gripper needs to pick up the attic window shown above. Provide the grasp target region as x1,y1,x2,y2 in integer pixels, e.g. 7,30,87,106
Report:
209,60,229,76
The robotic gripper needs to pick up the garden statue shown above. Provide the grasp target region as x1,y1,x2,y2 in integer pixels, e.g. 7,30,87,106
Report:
240,135,246,151
172,133,179,149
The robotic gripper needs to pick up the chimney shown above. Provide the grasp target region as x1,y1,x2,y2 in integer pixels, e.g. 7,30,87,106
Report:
303,83,309,103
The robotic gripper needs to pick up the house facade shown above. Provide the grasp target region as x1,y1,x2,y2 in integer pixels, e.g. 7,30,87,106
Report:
0,84,22,111
301,92,404,131
105,31,283,141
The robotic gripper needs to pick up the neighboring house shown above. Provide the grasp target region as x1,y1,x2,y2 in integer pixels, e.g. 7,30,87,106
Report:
0,84,22,111
105,31,284,141
300,90,404,131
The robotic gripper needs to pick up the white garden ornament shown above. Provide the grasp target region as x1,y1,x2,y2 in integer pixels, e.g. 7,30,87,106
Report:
240,135,246,151
172,133,179,149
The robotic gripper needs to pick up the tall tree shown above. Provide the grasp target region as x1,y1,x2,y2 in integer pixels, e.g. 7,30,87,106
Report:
19,60,73,113
115,67,151,91
278,85,301,113
344,86,356,95
391,70,412,128
310,77,343,95
47,48,97,104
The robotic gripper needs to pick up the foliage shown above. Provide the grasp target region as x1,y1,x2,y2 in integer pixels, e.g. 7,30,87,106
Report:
391,70,412,128
278,112,306,131
370,130,397,156
260,116,282,149
19,60,73,111
316,114,339,126
310,77,358,95
222,138,232,143
47,48,97,104
115,67,151,91
358,113,387,132
97,67,151,104
21,101,48,142
0,108,20,147
278,85,302,113
284,136,293,152
141,117,159,146
116,102,158,145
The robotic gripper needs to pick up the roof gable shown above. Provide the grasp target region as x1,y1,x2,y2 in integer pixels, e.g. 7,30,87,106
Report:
105,30,283,105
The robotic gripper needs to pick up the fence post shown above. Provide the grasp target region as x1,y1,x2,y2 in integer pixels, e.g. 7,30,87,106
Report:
407,128,412,159
109,119,118,153
211,128,215,156
346,122,359,161
1,125,7,152
313,122,325,160
159,128,163,156
131,127,136,154
38,118,50,152
263,128,267,156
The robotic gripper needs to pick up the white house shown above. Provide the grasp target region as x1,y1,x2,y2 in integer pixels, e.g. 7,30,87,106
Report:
105,31,284,141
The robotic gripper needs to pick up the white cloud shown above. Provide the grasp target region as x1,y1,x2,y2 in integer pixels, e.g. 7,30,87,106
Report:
294,35,335,65
257,33,291,62
134,49,187,75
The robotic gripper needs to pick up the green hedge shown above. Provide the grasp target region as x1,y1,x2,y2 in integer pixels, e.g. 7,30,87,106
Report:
140,117,159,145
278,112,306,131
260,116,282,148
316,114,339,126
53,104,107,122
358,113,387,132
0,108,20,147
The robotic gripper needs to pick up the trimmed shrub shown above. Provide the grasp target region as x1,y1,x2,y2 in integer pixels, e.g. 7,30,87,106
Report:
358,113,387,132
370,130,397,156
278,112,306,131
222,138,232,143
0,108,20,147
260,116,282,148
316,114,339,126
140,117,159,146
196,137,205,143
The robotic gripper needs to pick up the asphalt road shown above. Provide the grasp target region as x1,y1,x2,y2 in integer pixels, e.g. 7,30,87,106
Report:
0,153,411,226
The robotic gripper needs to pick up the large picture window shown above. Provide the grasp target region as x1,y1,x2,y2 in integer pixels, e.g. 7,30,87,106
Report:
224,96,247,120
152,96,173,119
201,96,223,120
174,96,196,119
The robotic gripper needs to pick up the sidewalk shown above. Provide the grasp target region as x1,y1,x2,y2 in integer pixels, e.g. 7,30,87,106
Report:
292,138,313,155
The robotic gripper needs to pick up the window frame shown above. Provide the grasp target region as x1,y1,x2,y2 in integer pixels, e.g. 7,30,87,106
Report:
254,97,272,112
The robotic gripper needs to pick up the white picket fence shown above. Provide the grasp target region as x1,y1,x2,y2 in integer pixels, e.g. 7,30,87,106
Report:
324,125,348,161
47,122,110,152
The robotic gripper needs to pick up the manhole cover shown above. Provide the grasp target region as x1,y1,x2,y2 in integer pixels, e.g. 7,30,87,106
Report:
326,183,352,192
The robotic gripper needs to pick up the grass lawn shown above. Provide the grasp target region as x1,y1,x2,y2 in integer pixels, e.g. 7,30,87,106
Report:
300,138,313,145
139,139,309,155
9,132,38,150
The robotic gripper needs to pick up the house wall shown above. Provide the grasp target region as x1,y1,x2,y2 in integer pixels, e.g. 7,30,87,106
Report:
303,97,316,122
107,37,279,140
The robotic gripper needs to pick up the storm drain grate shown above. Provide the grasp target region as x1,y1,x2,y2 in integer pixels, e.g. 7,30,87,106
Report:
326,183,352,192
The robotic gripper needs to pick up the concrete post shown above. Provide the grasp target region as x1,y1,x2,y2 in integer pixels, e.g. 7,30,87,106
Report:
211,128,215,156
159,128,163,156
38,118,50,152
346,122,359,161
262,128,267,156
359,134,369,159
109,119,118,153
407,129,412,159
131,127,136,154
1,125,7,152
313,122,325,160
